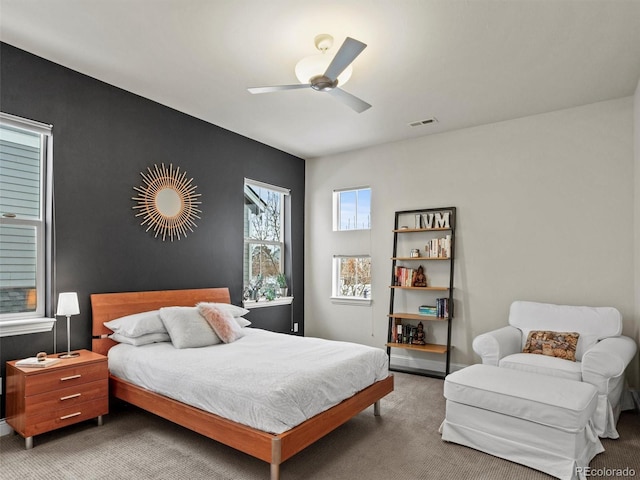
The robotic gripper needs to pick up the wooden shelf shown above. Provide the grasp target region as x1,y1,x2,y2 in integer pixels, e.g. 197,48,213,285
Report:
389,285,449,291
386,342,448,354
392,256,449,261
388,313,449,321
393,228,451,233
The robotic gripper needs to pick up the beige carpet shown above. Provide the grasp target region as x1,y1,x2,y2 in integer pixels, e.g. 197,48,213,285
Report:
1,372,638,480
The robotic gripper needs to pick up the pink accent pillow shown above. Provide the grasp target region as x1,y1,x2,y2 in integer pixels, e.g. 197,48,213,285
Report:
197,303,245,343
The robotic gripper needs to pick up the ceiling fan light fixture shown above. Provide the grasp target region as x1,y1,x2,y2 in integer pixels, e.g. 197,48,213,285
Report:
295,54,353,86
248,34,370,113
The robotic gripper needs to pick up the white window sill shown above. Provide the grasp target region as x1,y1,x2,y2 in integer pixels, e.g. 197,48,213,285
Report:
244,296,294,309
0,317,56,337
330,297,372,306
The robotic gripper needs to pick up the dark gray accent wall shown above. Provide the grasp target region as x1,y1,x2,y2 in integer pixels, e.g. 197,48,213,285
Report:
0,43,305,416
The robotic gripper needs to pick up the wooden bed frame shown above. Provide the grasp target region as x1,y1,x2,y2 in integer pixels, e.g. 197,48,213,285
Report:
91,288,394,480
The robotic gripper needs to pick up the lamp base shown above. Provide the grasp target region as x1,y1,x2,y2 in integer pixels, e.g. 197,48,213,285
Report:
59,352,80,359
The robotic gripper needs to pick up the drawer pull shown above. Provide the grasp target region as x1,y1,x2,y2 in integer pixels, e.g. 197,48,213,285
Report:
60,374,81,382
60,412,81,420
60,393,81,401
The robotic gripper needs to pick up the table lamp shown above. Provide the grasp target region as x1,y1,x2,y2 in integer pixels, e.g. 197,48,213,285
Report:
56,292,80,358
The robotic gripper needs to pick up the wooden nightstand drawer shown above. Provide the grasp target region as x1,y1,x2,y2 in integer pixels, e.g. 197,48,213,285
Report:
24,362,107,396
23,396,109,438
25,379,107,413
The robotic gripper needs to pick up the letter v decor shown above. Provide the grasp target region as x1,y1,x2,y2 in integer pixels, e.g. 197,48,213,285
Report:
132,163,202,241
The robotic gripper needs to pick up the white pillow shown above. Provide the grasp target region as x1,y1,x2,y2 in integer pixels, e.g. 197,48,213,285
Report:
198,302,249,318
235,316,251,328
104,310,166,337
159,306,221,348
109,332,171,346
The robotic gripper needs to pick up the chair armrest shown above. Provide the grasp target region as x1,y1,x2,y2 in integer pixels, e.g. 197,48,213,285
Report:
472,326,522,366
582,336,637,380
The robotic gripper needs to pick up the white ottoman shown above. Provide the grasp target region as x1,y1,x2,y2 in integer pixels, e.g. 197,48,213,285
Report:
441,364,604,480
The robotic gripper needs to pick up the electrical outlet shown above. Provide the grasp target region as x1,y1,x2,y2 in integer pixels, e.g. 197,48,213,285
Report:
293,323,299,333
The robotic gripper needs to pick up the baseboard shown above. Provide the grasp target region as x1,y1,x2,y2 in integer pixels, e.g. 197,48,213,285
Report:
389,353,466,376
0,419,13,436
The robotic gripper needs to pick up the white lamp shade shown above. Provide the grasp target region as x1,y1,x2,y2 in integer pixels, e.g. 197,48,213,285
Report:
295,54,353,86
56,292,79,316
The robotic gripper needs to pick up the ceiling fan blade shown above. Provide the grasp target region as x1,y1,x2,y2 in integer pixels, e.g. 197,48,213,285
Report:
248,84,310,94
328,88,372,113
324,37,367,82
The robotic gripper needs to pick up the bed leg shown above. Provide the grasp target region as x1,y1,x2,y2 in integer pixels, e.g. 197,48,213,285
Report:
374,400,381,416
271,437,281,480
270,462,280,480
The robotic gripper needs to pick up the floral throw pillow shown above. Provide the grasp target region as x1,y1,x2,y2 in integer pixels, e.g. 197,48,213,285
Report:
522,330,580,362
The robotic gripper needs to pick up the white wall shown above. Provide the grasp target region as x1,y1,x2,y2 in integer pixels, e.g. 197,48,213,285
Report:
306,97,637,383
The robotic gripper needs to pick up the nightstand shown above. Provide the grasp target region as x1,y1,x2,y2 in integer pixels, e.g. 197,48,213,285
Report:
6,349,108,449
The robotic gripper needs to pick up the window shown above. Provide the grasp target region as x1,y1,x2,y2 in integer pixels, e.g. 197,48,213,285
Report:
332,255,372,304
243,179,290,302
0,112,53,333
333,187,371,231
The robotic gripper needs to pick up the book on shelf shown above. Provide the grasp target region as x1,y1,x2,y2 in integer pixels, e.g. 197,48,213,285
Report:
15,356,60,368
394,266,415,287
393,321,419,344
424,235,452,258
394,323,403,343
436,297,449,318
419,305,438,316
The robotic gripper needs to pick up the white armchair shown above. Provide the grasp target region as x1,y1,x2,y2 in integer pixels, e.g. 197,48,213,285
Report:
472,301,637,439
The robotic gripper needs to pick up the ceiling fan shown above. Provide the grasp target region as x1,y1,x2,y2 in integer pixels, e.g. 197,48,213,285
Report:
248,34,372,113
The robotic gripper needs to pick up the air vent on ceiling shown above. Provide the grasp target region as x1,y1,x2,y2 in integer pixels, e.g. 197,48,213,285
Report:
408,117,438,127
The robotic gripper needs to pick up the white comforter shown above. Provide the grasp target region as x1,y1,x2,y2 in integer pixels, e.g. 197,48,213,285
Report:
108,328,389,434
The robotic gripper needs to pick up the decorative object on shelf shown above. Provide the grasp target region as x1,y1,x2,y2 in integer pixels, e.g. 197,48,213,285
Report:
410,248,420,258
412,322,426,345
132,163,202,241
56,292,80,359
421,211,450,229
411,265,427,287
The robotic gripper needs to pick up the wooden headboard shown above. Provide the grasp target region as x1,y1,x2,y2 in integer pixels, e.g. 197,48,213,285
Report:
91,287,231,355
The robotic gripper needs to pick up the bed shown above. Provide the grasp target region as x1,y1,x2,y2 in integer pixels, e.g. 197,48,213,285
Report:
91,287,394,480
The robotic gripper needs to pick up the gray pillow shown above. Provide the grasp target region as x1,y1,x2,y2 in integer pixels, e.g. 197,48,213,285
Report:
104,310,166,337
159,306,221,348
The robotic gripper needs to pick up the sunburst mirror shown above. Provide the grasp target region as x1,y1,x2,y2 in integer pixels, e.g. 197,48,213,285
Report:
132,163,202,241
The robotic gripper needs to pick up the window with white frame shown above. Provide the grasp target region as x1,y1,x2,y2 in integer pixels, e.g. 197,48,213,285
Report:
332,255,371,301
333,187,371,231
0,113,52,322
243,179,290,300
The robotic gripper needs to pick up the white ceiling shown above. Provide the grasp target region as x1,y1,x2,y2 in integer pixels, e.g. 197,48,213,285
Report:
2,0,640,159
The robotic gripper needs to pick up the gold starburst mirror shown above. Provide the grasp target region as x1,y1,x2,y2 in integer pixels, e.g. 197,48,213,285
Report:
132,163,202,241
